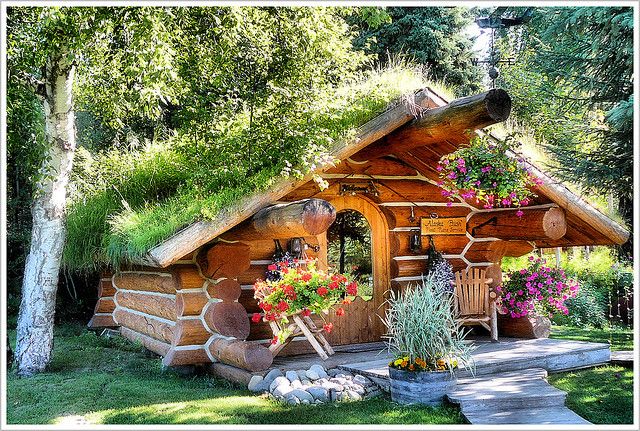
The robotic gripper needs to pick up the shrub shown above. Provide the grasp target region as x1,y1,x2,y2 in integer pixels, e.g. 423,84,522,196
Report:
381,275,473,373
551,285,608,329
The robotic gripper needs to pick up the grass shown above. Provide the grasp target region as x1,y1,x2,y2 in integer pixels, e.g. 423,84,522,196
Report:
6,323,463,425
548,366,634,424
64,65,434,270
550,324,634,351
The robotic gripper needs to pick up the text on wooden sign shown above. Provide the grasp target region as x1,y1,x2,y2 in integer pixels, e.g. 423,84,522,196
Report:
421,217,467,235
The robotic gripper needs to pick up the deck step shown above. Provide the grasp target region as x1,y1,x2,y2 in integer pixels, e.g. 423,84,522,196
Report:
462,406,591,425
448,368,566,413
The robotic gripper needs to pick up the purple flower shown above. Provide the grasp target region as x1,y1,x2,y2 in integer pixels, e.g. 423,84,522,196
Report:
475,180,481,186
446,201,453,207
436,164,443,172
481,166,492,173
447,171,457,180
492,182,497,188
501,198,511,206
516,210,524,217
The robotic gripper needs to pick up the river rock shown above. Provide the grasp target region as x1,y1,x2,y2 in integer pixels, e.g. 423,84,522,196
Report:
353,374,371,386
289,389,314,403
306,369,320,380
248,375,264,392
286,370,300,383
327,368,341,377
307,386,329,402
344,390,362,401
273,383,293,399
270,376,290,392
260,369,283,391
296,369,308,380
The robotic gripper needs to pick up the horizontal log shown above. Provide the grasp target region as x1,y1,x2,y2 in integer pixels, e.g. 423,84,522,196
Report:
237,264,270,285
113,309,175,343
94,298,116,314
391,259,426,279
352,89,512,161
239,290,260,314
173,318,211,346
204,302,250,340
115,290,177,321
162,347,211,367
87,314,117,329
197,242,251,279
121,327,171,357
468,207,566,240
464,240,533,263
172,266,206,289
221,199,336,242
325,156,418,176
98,278,116,298
113,272,177,294
206,362,253,386
393,232,469,256
176,291,209,316
207,278,242,302
388,206,471,228
208,337,273,371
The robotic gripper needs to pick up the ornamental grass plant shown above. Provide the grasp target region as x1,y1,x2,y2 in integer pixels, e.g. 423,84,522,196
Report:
382,274,474,374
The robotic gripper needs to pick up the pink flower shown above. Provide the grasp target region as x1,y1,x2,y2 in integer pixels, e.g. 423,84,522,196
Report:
481,166,492,173
447,171,457,180
446,202,453,207
516,210,524,218
501,198,511,206
436,164,444,172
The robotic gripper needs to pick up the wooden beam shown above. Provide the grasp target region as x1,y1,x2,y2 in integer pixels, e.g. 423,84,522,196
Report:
351,89,511,161
139,88,439,267
197,242,251,279
220,199,336,242
468,207,566,241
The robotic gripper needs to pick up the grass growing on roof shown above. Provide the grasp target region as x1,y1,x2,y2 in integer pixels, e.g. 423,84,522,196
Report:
64,66,432,270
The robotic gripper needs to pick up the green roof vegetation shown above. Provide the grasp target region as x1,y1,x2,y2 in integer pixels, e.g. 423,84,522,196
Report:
64,66,439,270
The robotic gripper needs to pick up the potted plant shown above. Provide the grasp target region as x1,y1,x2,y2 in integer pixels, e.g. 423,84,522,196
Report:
253,259,358,344
436,135,542,215
497,256,580,338
381,274,474,406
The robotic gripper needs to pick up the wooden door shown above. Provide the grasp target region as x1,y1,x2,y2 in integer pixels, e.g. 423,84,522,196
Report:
321,195,390,345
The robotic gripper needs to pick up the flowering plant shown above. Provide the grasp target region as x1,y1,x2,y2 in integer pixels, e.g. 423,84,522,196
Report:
253,259,357,343
382,275,474,374
497,256,580,319
437,135,542,215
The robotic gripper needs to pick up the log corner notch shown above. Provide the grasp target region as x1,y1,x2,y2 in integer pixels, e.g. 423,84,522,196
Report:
221,198,337,241
351,88,512,161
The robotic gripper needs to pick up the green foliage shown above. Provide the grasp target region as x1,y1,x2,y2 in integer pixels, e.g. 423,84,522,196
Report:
350,7,483,96
549,365,633,424
65,66,429,270
496,7,634,254
6,324,464,425
382,276,474,373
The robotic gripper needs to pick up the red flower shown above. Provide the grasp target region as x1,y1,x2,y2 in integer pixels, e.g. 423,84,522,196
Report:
323,323,333,333
259,302,273,312
328,281,339,290
277,301,289,312
301,308,311,317
271,336,278,345
317,287,328,297
251,313,262,323
335,307,345,316
267,264,277,271
265,312,277,321
301,273,312,282
346,282,358,296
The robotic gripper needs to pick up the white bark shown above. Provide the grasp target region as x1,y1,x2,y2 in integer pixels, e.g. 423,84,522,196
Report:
15,53,76,376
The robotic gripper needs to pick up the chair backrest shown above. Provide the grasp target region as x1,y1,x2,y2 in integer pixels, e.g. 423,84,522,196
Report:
454,268,490,317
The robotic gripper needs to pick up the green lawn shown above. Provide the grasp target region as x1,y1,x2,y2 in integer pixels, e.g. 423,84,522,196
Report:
549,366,634,424
6,324,463,425
550,324,634,351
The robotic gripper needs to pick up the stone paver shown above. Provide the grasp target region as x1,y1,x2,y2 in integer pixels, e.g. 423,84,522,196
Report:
611,350,634,367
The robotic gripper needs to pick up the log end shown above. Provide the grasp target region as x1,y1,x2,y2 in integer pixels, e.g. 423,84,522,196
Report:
543,207,567,240
302,199,337,235
485,88,512,122
204,302,251,340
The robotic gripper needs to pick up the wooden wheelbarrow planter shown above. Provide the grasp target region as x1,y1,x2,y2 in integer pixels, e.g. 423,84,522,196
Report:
268,314,335,360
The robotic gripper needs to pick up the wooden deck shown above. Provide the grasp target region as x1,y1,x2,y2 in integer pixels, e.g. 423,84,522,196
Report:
208,336,610,387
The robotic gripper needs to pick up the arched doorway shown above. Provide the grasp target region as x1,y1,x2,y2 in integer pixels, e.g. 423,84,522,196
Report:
323,195,390,345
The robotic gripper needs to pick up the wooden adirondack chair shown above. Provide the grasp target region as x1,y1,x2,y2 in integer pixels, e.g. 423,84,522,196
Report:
453,268,498,341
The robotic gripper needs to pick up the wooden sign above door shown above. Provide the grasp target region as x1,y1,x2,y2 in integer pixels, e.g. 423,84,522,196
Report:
421,217,467,236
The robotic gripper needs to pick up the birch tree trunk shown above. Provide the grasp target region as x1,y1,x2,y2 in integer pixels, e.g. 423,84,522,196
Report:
15,53,76,376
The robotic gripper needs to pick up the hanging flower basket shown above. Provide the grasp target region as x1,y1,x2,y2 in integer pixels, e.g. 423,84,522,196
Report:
253,259,357,344
437,135,542,216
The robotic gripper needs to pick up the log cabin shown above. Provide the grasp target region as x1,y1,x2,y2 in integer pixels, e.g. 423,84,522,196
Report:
87,87,629,374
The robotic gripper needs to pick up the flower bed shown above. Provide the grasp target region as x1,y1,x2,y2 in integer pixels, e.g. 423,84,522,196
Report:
497,256,580,319
436,135,541,215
